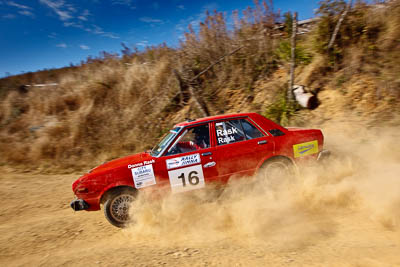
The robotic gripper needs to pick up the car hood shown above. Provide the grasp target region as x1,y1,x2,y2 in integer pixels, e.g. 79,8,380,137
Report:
89,152,154,174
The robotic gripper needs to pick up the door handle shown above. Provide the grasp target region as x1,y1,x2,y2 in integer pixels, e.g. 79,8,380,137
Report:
202,152,212,156
203,161,216,168
258,140,268,145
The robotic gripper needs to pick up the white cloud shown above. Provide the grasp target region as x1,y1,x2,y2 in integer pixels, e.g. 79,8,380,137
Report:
5,1,35,18
84,24,120,39
39,0,73,21
6,1,32,10
67,5,76,13
136,40,148,47
140,17,163,24
54,9,72,20
78,15,87,21
175,4,218,37
80,44,90,50
91,24,103,34
48,32,57,38
102,32,119,39
63,21,75,27
78,9,90,21
112,0,131,4
40,1,119,40
177,5,185,10
63,21,84,29
111,0,135,9
18,10,34,18
56,43,67,48
176,13,204,35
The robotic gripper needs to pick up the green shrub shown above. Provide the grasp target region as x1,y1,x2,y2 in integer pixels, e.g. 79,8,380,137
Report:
264,86,296,126
276,41,313,65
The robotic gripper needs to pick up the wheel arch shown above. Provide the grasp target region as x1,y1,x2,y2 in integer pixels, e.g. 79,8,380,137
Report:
100,185,137,205
258,155,298,173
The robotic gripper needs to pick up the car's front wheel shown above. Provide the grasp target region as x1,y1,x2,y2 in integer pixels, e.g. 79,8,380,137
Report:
103,188,137,228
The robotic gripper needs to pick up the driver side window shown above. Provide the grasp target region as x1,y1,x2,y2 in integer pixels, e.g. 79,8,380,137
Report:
165,124,210,156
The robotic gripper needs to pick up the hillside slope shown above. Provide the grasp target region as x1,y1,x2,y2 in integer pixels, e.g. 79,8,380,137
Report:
0,0,399,171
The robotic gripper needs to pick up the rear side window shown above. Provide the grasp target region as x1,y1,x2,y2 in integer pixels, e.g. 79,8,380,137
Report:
240,119,264,139
269,129,285,137
215,120,245,145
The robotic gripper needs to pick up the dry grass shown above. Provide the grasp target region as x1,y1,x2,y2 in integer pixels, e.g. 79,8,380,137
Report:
0,0,399,171
0,55,178,170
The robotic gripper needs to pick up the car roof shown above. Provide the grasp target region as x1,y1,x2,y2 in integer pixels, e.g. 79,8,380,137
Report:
174,112,257,127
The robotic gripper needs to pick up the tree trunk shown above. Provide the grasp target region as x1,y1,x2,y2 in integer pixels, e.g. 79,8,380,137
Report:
328,0,353,50
188,84,210,117
288,12,297,104
172,69,189,105
173,46,244,117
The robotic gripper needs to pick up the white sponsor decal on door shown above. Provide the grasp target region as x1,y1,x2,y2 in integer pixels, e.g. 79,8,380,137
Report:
168,164,205,193
127,159,155,169
131,164,156,189
166,153,201,169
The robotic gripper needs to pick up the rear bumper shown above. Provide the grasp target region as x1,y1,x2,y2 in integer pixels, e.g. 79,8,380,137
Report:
317,149,330,161
70,198,90,211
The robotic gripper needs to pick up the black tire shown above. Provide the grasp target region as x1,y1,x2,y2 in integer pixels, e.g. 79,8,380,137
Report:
258,157,295,189
103,188,137,228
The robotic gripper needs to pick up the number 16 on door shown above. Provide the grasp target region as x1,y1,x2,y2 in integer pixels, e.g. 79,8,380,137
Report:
168,164,205,193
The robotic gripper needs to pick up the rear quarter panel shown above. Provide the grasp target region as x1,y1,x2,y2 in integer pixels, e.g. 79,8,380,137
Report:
250,114,324,164
283,128,324,163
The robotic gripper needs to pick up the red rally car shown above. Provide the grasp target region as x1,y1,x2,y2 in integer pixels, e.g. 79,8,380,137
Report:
70,113,329,227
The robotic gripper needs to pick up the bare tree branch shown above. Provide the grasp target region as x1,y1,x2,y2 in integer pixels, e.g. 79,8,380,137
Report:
174,45,244,117
328,0,353,50
189,46,243,83
288,12,297,104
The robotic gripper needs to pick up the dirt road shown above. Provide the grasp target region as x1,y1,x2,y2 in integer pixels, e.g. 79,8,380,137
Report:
1,125,399,267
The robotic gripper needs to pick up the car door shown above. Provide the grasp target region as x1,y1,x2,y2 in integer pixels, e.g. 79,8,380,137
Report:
213,118,274,182
153,123,218,193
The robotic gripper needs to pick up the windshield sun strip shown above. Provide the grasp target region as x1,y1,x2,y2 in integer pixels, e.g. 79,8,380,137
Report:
166,129,188,154
153,127,183,157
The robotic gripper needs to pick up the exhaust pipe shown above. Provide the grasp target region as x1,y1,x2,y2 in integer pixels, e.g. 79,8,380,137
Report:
70,199,90,211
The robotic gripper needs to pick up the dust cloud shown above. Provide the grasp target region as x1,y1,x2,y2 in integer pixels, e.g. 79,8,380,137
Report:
125,124,400,250
1,123,399,266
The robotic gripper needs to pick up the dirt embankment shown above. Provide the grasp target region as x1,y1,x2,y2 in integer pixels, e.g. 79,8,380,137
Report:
0,123,399,267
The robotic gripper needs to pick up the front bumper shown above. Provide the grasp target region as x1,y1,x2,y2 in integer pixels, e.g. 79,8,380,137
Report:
317,149,331,161
70,198,90,211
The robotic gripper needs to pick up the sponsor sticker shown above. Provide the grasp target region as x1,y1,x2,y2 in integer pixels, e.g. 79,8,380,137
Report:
166,153,201,169
131,164,156,188
127,159,155,169
293,140,319,158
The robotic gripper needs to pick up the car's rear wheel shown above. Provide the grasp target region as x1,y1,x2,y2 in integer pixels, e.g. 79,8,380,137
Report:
258,157,295,189
103,188,137,228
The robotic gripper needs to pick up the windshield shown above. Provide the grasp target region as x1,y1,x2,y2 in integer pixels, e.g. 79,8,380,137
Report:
150,127,181,157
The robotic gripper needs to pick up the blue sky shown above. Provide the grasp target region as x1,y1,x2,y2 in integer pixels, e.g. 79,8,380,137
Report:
0,0,320,77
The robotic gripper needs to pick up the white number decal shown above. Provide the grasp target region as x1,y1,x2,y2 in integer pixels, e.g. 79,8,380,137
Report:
168,164,205,193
